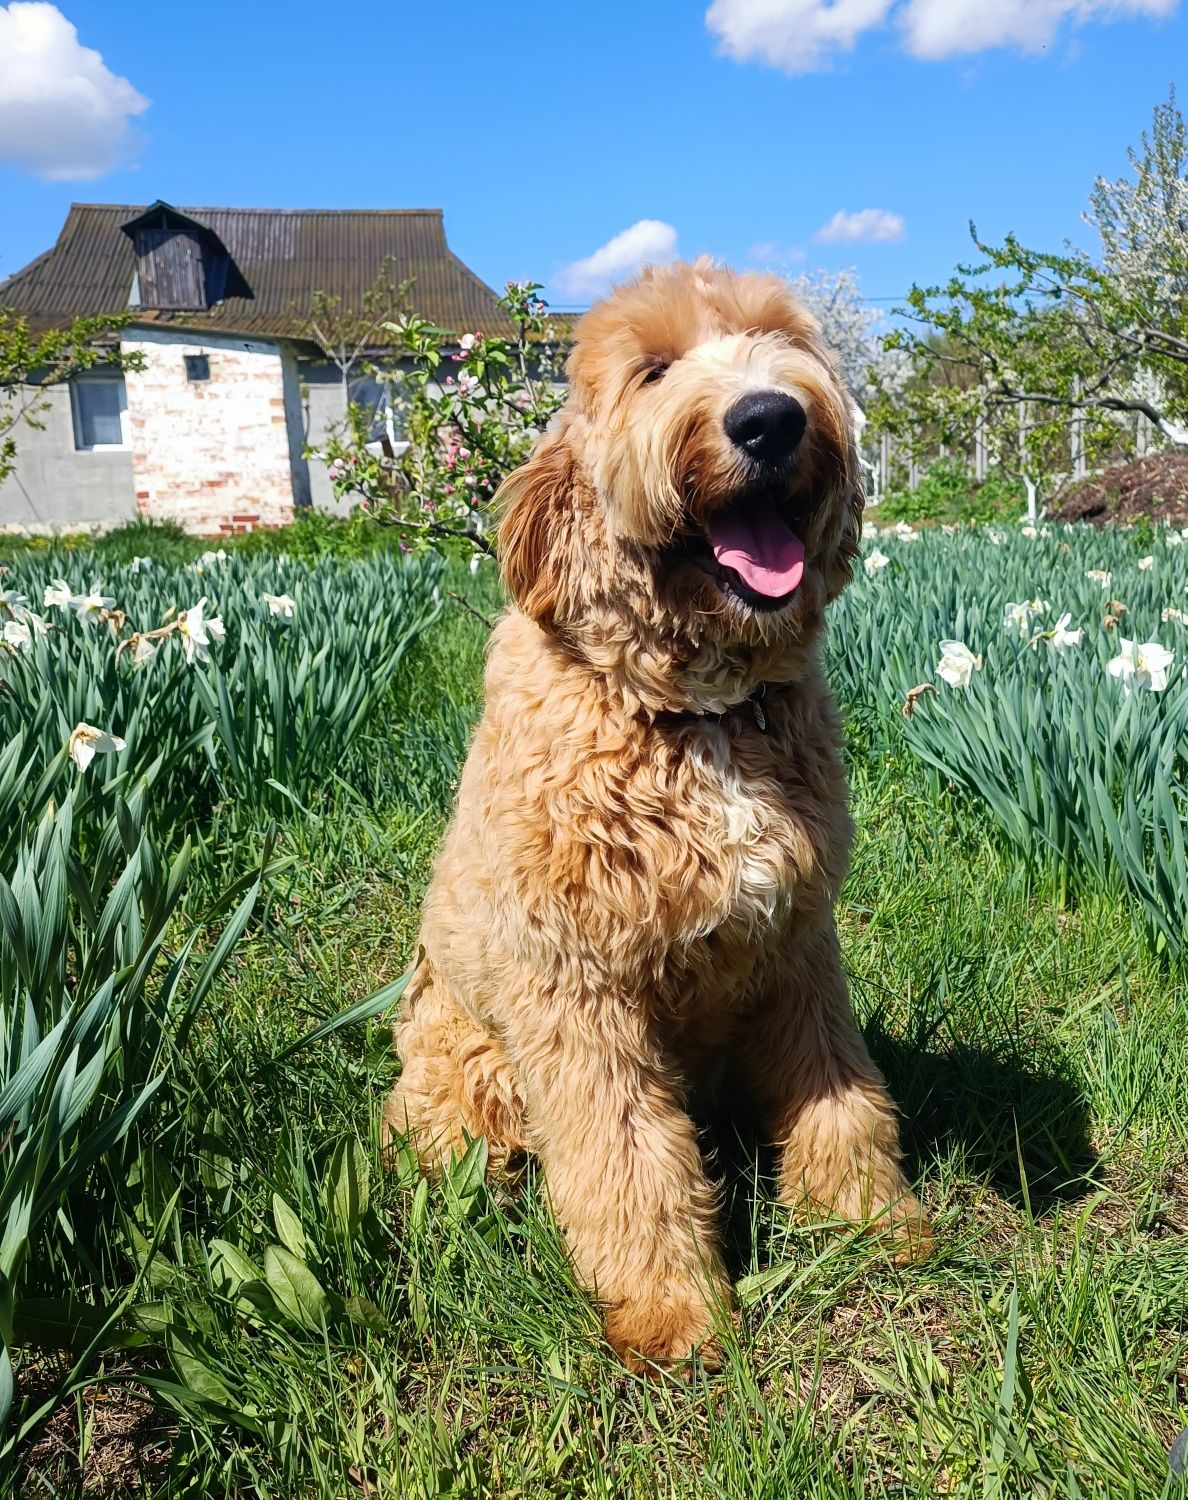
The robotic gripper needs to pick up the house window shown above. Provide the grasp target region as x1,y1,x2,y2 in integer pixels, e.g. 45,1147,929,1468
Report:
71,373,129,450
185,354,211,382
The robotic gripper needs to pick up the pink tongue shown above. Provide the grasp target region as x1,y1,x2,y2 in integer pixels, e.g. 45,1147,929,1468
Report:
708,505,805,598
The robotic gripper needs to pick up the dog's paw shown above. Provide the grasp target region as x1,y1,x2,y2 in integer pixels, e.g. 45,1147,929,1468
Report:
604,1287,725,1377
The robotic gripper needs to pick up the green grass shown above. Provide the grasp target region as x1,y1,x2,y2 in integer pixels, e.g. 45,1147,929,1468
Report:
9,530,1188,1498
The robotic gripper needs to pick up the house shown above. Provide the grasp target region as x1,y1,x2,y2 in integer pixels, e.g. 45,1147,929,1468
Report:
0,201,509,534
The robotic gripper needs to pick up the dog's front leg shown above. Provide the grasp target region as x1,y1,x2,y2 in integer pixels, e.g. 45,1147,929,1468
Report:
738,921,932,1262
510,995,731,1373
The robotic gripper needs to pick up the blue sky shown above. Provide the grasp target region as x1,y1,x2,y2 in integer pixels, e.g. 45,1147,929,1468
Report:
0,0,1183,315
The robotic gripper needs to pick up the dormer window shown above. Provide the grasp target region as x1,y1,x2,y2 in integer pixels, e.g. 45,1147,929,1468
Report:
121,201,243,312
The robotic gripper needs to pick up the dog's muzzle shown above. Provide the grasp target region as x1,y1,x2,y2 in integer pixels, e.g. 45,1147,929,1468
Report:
723,390,806,468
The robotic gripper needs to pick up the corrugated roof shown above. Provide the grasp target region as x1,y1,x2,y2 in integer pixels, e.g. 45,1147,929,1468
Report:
0,203,511,342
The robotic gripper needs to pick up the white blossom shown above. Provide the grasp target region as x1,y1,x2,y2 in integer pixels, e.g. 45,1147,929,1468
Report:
177,598,226,664
129,555,154,572
71,586,116,622
1166,531,1183,546
44,579,73,610
1021,524,1038,538
1107,637,1175,693
193,549,229,573
985,528,1008,544
936,640,982,688
894,521,917,543
1138,555,1154,571
2,618,31,651
1003,599,1048,638
262,592,296,619
1161,607,1186,625
1044,613,1084,650
68,722,126,772
1086,569,1112,589
130,635,159,664
864,548,891,576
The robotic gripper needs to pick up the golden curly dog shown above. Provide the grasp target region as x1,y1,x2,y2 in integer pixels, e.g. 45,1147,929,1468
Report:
384,258,931,1371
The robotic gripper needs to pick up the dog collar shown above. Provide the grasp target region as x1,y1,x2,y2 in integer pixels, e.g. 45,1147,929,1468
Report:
656,683,771,735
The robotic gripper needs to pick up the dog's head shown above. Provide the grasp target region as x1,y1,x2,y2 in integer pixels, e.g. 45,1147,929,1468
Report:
498,258,864,713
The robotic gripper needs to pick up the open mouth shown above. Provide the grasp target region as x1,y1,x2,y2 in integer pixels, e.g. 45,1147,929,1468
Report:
675,491,810,612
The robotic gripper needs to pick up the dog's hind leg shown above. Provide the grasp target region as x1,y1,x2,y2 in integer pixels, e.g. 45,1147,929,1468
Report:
383,958,530,1175
736,921,932,1263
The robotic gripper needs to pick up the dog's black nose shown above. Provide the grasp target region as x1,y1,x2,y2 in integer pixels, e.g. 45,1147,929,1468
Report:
723,391,806,465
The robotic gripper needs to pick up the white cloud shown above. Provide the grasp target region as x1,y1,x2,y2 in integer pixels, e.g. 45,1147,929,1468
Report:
705,0,1179,71
902,0,1179,58
706,0,895,73
814,208,905,244
0,3,149,180
554,219,679,301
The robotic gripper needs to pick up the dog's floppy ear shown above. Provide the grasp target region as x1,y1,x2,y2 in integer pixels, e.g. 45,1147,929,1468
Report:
496,426,583,624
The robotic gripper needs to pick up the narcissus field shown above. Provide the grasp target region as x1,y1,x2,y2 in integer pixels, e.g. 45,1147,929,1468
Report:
1,518,1185,1499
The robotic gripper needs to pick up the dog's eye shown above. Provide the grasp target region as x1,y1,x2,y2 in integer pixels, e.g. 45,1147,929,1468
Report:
641,360,669,386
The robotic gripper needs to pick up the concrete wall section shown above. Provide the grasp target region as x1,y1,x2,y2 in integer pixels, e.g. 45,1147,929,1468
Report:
124,327,296,533
0,383,136,532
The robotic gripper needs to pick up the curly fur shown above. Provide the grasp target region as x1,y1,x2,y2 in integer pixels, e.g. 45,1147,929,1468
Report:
384,259,931,1372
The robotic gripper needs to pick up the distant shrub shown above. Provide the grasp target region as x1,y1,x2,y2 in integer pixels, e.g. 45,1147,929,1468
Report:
878,460,1025,526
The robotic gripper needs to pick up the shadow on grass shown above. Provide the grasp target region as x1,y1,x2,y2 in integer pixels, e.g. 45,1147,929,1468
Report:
864,1020,1100,1210
708,1027,1099,1279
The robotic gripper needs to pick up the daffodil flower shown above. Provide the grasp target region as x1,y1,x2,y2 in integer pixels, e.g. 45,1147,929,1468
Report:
129,555,155,573
130,635,159,664
68,722,127,772
1035,612,1083,650
1138,555,1154,571
894,521,917,542
1,588,29,617
1002,599,1048,637
71,586,116,622
44,579,73,610
1107,637,1175,693
1167,532,1184,547
864,549,891,576
2,619,31,651
1086,569,1112,589
177,598,226,664
1162,607,1186,625
1021,525,1038,538
936,640,982,688
262,592,296,619
985,528,1007,544
193,549,229,573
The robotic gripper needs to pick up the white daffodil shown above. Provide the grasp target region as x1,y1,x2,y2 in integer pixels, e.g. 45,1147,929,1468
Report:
1086,569,1112,589
129,555,154,573
131,635,159,665
936,639,983,688
177,597,226,664
1107,637,1175,694
1,587,29,616
894,521,918,542
1002,599,1048,638
262,592,296,619
940,523,958,536
1161,607,1186,625
71,586,116,622
1138,555,1154,571
864,549,891,576
985,527,1008,544
1046,612,1083,650
1021,524,1038,538
44,579,73,610
2,619,31,651
862,520,880,539
68,722,126,772
193,548,229,573
1166,532,1183,547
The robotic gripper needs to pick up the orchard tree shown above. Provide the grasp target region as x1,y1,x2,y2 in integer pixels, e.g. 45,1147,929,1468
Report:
0,311,143,486
873,86,1188,519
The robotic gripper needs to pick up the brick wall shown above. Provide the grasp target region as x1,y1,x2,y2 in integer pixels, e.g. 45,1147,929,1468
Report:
123,329,297,533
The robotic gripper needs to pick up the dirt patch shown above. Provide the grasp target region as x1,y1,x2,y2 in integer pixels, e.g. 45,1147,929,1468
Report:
1053,453,1188,526
19,1366,174,1497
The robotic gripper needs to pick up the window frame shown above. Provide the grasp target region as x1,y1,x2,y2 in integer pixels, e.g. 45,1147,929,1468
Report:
70,371,130,453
